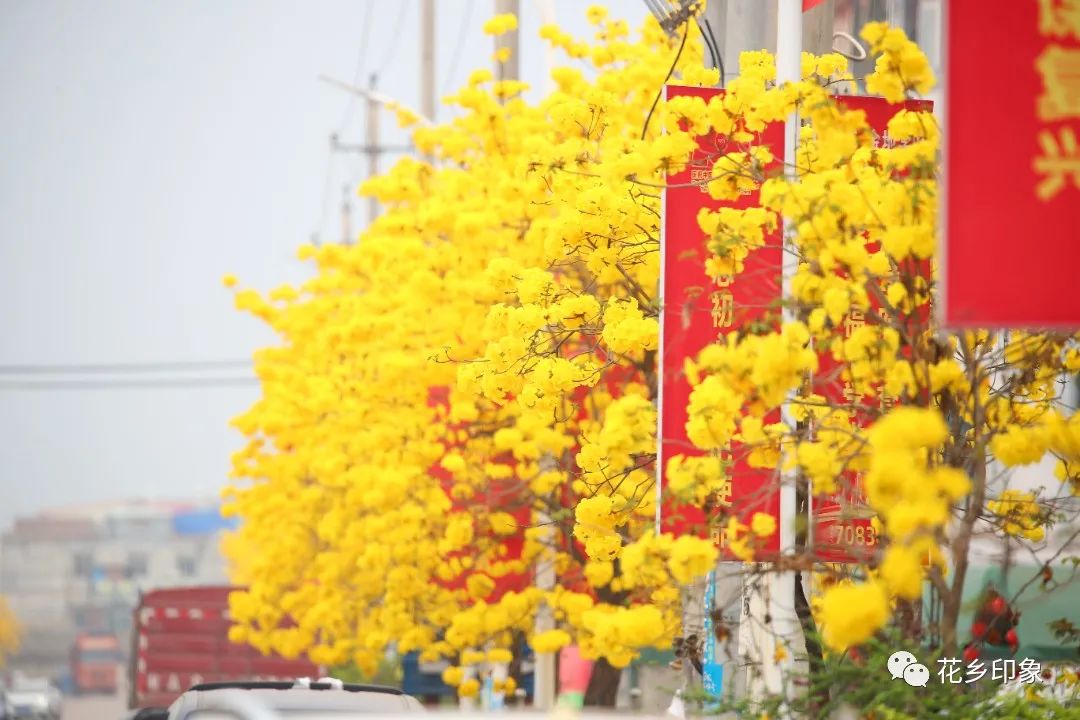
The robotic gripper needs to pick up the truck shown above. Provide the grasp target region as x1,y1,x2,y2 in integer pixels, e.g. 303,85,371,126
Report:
70,633,121,695
128,586,321,710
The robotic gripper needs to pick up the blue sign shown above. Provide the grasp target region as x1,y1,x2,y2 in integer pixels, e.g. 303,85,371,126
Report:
702,571,723,697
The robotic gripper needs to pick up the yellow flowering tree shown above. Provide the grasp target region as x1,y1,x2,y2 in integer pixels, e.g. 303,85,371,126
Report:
661,15,1080,694
0,595,20,668
224,8,723,702
223,2,1079,711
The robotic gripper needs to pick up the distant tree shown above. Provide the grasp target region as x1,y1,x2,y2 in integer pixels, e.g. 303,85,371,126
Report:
0,595,21,667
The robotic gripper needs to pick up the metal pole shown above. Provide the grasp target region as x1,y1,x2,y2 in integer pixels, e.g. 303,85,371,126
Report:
366,73,379,225
773,0,803,709
533,453,557,710
533,530,557,710
495,0,520,83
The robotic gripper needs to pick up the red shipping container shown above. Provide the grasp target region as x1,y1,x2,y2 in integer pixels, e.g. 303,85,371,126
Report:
129,586,321,710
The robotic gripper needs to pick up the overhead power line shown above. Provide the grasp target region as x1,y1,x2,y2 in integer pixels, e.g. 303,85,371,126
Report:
442,0,475,94
0,360,252,375
0,376,259,391
375,1,413,79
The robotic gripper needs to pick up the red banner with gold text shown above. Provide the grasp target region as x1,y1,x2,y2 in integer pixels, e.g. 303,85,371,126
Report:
945,0,1080,328
811,96,933,563
660,85,784,559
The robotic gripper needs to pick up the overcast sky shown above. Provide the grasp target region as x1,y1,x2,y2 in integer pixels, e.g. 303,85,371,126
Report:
0,0,649,530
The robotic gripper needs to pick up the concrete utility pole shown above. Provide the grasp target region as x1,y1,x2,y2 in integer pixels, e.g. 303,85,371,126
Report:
495,0,520,83
694,0,834,708
802,0,836,56
700,0,777,81
421,0,436,123
773,0,804,708
700,0,835,79
696,1,777,704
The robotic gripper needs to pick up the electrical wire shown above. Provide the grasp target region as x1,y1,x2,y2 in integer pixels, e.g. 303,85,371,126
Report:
374,1,412,79
317,2,375,246
0,360,251,375
442,0,476,94
699,16,724,87
641,18,691,141
337,1,377,135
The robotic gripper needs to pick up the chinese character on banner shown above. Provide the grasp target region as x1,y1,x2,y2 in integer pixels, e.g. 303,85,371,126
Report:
946,0,1080,328
659,85,784,557
809,95,932,564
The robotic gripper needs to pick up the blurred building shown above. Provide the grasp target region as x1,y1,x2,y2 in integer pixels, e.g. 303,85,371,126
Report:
0,499,236,675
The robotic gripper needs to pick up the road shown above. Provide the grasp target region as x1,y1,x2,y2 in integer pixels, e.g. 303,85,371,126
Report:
61,689,127,720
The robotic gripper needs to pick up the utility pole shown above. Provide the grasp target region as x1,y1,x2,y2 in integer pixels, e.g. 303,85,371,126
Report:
323,77,415,244
694,0,831,708
802,0,836,56
366,73,379,225
701,0,833,66
697,2,779,705
773,0,803,710
340,184,353,245
494,0,520,83
421,0,436,123
701,0,776,82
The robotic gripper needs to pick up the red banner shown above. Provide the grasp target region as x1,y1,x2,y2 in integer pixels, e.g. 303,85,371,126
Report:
811,96,933,563
945,0,1080,328
660,85,784,558
427,386,528,599
660,90,935,563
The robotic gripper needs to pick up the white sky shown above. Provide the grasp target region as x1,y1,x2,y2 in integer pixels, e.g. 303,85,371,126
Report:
0,0,650,530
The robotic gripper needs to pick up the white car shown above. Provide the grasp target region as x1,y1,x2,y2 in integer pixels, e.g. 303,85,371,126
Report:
164,679,424,720
5,689,58,720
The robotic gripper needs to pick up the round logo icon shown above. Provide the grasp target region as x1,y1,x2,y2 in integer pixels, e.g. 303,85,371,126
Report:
887,650,918,680
903,662,931,688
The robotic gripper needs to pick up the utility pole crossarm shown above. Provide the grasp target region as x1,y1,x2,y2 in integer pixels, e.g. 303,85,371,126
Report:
318,75,435,126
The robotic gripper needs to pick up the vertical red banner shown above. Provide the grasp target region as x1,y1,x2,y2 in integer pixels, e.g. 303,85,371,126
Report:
428,386,528,598
660,85,785,558
810,96,933,563
945,0,1080,328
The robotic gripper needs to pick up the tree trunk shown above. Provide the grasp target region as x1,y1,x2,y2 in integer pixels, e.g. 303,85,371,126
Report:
794,460,827,715
941,341,988,657
583,656,622,707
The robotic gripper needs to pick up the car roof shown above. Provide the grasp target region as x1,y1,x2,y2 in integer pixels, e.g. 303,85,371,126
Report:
189,682,403,695
183,684,418,713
